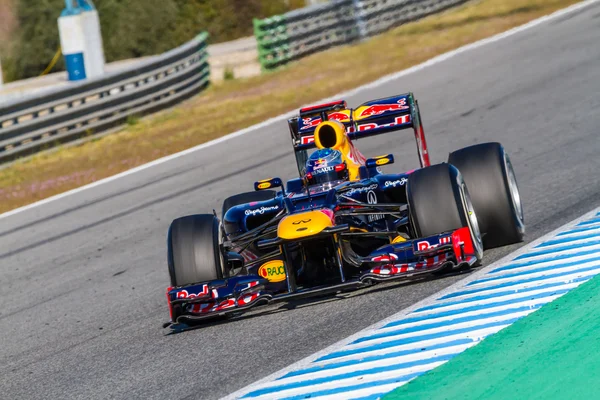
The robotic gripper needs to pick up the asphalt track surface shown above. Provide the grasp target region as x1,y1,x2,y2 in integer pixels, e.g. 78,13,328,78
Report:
1,5,600,399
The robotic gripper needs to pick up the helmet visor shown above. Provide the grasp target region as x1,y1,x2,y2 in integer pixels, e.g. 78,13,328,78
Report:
307,163,347,185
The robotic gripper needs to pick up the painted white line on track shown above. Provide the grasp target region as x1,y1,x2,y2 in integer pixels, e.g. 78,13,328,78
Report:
247,360,447,400
462,264,599,288
2,0,598,222
226,199,600,400
438,271,597,301
268,345,469,385
349,311,533,350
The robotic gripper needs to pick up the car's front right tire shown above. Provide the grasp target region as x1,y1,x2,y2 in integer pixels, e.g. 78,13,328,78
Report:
449,142,525,249
407,163,483,263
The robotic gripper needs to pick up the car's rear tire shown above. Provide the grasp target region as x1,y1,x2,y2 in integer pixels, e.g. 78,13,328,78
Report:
168,214,223,287
221,190,276,218
448,142,524,249
407,163,483,262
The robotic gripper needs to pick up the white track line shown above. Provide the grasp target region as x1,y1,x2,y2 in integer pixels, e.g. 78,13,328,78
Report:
2,0,598,222
269,343,474,385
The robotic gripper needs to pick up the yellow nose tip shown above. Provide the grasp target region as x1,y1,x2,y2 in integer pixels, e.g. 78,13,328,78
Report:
277,210,334,240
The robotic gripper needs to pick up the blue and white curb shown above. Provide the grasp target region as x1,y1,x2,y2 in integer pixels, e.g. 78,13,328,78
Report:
225,207,600,400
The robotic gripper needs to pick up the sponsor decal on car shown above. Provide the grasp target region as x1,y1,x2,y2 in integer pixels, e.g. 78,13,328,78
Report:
358,98,409,117
384,177,408,187
314,166,335,174
299,111,351,130
176,285,210,299
257,182,271,189
358,115,411,132
367,190,384,222
245,205,279,216
416,236,452,251
344,183,378,196
258,260,287,282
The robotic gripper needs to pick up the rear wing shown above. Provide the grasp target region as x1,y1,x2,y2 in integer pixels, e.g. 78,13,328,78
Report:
287,93,430,175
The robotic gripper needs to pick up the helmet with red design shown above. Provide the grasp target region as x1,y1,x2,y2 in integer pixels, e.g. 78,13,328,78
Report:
304,148,349,186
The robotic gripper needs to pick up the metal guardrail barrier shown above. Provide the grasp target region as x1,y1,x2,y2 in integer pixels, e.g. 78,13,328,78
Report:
254,0,468,70
0,32,210,164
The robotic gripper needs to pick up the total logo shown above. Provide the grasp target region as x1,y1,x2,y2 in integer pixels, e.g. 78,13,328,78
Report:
245,205,279,216
384,177,408,187
258,260,287,282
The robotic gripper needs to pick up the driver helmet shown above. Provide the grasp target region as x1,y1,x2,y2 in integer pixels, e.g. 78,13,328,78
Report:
305,148,348,186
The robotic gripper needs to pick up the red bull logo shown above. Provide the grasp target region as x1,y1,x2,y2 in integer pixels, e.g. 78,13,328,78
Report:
314,158,327,169
176,285,210,299
300,111,350,130
358,98,409,118
328,111,351,121
301,117,321,130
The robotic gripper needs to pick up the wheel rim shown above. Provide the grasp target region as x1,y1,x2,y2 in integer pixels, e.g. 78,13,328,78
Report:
504,153,524,226
461,182,483,259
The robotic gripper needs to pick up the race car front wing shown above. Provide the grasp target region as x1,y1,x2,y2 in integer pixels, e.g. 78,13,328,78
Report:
165,227,478,330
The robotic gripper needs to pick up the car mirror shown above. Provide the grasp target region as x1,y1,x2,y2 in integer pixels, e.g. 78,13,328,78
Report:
254,177,284,192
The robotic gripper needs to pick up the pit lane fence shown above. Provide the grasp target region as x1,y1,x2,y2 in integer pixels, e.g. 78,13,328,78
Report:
0,33,210,164
254,0,468,70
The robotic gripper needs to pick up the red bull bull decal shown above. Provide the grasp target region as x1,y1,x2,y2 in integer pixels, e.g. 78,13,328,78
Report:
356,98,409,118
299,111,351,130
314,158,327,169
300,117,322,131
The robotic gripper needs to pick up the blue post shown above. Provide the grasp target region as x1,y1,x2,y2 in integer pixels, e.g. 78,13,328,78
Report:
62,0,95,16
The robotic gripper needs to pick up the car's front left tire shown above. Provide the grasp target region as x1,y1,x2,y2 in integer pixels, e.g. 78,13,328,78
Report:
167,214,223,287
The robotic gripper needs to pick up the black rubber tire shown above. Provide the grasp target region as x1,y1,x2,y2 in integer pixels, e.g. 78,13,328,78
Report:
221,190,276,218
448,142,525,249
167,214,223,287
407,163,483,261
409,164,465,236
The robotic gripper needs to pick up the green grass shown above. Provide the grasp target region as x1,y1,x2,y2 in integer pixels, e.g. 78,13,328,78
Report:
0,0,582,214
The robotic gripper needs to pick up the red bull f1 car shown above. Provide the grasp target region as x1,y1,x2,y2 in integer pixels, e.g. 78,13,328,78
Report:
164,93,525,330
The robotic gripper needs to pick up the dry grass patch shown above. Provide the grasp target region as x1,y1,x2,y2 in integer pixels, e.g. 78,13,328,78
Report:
0,0,582,213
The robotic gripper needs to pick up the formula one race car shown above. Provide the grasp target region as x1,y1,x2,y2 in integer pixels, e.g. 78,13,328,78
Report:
164,93,525,329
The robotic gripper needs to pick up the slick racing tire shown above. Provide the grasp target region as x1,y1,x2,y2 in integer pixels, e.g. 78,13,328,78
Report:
448,142,525,249
168,214,223,287
221,190,276,219
407,163,483,262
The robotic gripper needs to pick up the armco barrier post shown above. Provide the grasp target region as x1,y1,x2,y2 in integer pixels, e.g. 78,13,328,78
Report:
253,15,288,71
